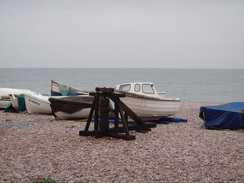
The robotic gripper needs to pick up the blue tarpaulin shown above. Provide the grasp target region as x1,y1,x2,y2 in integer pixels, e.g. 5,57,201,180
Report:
88,117,187,124
199,102,244,130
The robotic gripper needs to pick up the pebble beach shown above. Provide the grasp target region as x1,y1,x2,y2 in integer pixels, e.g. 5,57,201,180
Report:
0,101,244,183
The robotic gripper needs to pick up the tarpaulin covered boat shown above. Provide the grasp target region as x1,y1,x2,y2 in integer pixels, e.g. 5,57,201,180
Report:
49,96,94,119
199,102,244,130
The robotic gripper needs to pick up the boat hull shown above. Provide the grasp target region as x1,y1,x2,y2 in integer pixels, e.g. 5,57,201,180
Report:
0,88,32,109
9,94,27,111
54,108,91,120
0,97,11,109
51,80,88,96
49,96,93,120
120,96,180,121
10,95,19,109
24,93,52,114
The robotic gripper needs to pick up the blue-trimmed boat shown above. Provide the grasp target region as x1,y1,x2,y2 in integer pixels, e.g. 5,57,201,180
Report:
51,80,88,96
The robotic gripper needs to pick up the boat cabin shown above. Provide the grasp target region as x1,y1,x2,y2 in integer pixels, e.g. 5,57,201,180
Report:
114,82,164,99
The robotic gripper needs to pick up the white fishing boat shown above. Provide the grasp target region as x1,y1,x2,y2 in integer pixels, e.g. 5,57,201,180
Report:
49,96,94,119
24,93,53,114
0,88,32,109
51,80,89,96
114,82,180,121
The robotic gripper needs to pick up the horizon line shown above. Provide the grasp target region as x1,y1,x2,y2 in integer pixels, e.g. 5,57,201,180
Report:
0,67,244,69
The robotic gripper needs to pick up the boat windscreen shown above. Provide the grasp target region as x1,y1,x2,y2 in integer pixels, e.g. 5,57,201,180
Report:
142,84,155,94
119,84,131,92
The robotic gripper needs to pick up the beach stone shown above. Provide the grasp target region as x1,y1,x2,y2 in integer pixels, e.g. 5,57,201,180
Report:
0,101,243,182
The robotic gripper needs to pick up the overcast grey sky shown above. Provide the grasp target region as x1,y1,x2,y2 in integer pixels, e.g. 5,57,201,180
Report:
0,0,244,68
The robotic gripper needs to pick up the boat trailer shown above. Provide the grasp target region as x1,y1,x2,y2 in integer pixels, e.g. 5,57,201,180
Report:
79,87,156,140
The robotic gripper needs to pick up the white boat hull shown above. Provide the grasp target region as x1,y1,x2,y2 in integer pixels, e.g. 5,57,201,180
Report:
114,82,181,121
54,108,91,120
24,93,52,114
120,96,180,121
0,98,11,109
10,94,19,110
0,88,32,109
9,93,31,110
9,94,19,110
0,88,32,97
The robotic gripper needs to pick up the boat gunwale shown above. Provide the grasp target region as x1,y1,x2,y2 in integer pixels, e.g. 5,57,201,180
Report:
114,89,180,102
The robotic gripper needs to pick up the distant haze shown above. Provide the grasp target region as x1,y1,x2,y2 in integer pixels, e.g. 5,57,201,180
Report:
0,0,244,68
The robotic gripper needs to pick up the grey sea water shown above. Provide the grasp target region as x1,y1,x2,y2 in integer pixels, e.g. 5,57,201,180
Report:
0,68,243,102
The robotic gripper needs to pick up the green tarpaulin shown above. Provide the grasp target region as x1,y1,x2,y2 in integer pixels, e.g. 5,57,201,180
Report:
4,94,26,112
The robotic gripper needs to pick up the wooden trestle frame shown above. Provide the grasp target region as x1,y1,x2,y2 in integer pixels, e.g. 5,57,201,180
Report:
79,87,156,140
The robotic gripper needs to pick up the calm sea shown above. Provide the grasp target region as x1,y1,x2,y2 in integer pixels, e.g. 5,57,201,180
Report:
0,68,243,102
